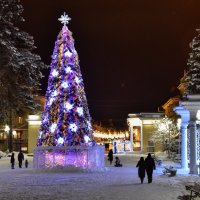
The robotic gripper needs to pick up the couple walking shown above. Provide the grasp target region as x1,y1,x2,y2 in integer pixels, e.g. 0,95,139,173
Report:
10,151,25,169
136,153,156,184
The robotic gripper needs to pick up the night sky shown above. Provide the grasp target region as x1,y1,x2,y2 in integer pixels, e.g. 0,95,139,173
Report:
20,0,200,127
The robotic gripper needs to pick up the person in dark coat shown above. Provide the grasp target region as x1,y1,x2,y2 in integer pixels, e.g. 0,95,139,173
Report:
107,149,113,165
114,157,122,167
18,151,24,168
10,153,15,169
136,157,146,184
145,153,156,183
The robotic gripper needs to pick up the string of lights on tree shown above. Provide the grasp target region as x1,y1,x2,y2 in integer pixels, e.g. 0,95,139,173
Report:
38,13,94,146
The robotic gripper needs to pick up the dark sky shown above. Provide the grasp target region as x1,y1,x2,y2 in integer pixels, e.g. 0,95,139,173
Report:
20,0,200,126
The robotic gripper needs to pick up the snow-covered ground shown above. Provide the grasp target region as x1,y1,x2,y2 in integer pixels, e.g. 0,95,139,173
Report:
0,153,199,200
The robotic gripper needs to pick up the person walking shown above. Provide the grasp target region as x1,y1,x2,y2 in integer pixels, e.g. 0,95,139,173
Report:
107,149,113,165
136,157,146,184
10,153,15,169
145,153,156,183
18,150,24,168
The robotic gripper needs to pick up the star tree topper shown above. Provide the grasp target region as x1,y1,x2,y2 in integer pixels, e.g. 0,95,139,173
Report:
58,12,71,26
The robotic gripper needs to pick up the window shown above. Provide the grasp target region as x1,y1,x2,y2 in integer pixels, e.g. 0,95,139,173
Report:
133,126,141,151
148,140,154,147
18,117,23,124
147,140,154,152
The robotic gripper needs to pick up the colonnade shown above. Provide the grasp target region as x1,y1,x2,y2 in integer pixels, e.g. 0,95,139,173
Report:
174,95,200,174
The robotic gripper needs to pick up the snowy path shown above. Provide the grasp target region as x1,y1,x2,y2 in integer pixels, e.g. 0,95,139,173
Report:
0,154,199,200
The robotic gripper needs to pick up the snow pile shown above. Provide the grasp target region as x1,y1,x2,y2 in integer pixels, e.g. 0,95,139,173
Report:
0,151,6,158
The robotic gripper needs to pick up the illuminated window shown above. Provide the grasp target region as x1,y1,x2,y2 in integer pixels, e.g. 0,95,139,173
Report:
18,117,23,124
17,132,21,139
133,126,141,151
0,133,4,140
13,132,17,139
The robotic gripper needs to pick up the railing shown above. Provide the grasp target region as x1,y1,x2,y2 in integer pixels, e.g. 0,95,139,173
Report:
12,139,28,144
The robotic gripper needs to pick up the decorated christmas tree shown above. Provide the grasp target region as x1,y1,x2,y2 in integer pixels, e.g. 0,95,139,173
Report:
38,13,94,147
184,29,200,95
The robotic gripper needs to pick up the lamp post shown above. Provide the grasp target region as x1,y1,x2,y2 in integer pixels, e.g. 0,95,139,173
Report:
4,125,10,151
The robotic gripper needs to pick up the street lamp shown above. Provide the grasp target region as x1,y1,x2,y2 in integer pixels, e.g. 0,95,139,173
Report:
4,125,10,133
4,125,17,152
4,125,10,151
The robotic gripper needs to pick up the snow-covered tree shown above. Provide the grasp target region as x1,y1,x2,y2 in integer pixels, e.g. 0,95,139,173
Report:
0,0,47,151
38,13,94,147
184,29,200,95
150,117,179,158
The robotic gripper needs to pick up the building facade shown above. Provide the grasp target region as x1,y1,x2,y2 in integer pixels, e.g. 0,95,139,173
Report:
0,96,45,153
127,112,165,153
0,116,28,152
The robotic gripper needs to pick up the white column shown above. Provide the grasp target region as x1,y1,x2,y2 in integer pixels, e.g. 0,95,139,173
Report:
181,123,188,169
189,121,198,174
182,94,200,174
140,126,143,153
130,126,133,152
174,106,189,170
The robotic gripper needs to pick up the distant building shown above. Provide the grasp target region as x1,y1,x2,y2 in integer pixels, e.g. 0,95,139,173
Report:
126,72,187,154
162,71,186,119
162,96,179,119
93,122,129,152
0,116,28,152
127,112,165,153
0,96,45,153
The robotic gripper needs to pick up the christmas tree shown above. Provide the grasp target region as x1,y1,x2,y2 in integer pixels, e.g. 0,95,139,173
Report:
38,13,94,147
184,29,200,95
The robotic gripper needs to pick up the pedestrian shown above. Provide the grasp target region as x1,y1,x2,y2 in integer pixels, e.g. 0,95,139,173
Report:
145,153,156,183
136,157,146,184
18,150,24,168
114,156,122,167
107,149,113,165
25,159,28,168
10,153,15,169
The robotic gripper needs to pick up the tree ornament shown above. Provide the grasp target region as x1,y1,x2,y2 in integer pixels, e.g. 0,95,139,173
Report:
58,12,71,26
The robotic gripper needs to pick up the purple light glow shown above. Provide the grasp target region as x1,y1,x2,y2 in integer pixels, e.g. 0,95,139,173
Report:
33,146,105,170
45,150,88,168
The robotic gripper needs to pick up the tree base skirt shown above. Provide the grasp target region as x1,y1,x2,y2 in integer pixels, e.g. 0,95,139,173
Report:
33,145,105,171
